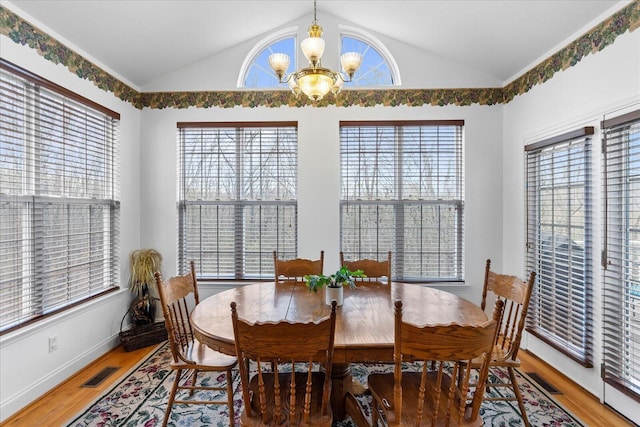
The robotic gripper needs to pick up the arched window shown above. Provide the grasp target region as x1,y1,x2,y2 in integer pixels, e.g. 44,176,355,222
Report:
239,26,400,89
340,36,394,87
238,30,296,89
340,25,400,87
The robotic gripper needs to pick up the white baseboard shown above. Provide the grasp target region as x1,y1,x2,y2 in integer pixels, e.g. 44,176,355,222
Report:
0,333,120,422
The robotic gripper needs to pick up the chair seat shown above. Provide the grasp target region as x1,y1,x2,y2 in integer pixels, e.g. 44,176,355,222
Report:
241,371,332,427
368,371,483,427
171,340,238,371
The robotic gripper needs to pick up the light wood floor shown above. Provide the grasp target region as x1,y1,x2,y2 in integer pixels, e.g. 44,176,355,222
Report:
518,350,634,427
1,344,635,426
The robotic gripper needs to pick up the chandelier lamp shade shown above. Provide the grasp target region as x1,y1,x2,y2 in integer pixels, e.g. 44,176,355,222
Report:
268,1,362,101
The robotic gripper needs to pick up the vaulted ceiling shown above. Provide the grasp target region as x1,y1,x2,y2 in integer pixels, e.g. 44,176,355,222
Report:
3,0,631,89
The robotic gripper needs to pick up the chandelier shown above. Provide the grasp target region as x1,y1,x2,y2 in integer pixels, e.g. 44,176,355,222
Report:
268,1,362,101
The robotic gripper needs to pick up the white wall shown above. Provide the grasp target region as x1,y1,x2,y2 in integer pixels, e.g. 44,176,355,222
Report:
140,103,504,304
141,10,502,92
502,30,640,423
0,35,143,422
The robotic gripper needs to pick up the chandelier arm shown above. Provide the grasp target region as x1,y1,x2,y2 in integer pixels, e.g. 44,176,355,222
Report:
278,73,293,84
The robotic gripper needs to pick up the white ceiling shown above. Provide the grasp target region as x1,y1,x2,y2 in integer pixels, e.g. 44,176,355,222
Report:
3,0,631,89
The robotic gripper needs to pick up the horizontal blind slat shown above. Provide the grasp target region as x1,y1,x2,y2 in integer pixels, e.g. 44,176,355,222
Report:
525,131,593,365
178,124,298,279
602,113,640,394
0,64,120,334
340,123,464,282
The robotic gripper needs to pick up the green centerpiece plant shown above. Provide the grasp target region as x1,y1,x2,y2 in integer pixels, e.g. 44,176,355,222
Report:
304,265,366,292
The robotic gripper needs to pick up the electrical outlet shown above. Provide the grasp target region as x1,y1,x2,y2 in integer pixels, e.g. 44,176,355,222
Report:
48,336,58,353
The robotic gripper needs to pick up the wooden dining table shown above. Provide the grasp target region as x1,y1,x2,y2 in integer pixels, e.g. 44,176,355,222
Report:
190,281,488,423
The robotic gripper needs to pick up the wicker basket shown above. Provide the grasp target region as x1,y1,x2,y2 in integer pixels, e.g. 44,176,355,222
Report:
119,311,167,352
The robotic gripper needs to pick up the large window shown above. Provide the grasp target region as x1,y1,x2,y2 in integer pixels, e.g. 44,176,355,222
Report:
525,127,593,366
602,110,640,399
0,60,120,334
340,121,464,282
177,122,297,279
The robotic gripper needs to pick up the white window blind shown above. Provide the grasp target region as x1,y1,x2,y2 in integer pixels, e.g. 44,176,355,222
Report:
0,60,120,333
177,122,297,279
340,120,464,282
525,127,593,366
602,109,640,399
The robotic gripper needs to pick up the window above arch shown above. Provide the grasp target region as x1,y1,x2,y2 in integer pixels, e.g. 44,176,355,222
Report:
239,32,296,89
340,36,395,87
239,25,400,89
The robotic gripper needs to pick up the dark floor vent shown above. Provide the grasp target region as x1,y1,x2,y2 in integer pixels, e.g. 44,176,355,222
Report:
526,372,562,394
81,366,119,388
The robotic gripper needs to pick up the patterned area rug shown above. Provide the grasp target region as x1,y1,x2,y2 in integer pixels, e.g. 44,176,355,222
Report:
66,343,585,426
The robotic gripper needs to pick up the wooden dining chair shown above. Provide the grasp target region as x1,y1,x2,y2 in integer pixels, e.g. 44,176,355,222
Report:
273,250,324,281
339,251,392,284
155,261,237,427
367,298,504,427
465,259,536,427
230,300,337,427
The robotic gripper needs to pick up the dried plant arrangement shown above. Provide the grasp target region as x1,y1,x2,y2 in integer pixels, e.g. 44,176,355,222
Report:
128,249,162,296
127,249,162,326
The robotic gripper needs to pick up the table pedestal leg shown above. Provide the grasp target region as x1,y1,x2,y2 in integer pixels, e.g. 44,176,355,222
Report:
330,363,352,420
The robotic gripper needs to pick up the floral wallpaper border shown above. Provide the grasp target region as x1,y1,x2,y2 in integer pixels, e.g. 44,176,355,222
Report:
1,1,638,110
0,5,140,105
503,0,640,103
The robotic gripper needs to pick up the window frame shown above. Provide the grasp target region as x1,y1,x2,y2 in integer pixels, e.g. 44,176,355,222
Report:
602,109,640,401
237,28,297,89
339,120,465,283
0,59,120,335
524,126,594,366
177,122,298,280
339,25,401,87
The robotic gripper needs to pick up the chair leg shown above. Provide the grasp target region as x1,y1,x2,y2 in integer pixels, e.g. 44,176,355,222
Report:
189,369,199,396
226,368,235,427
507,367,530,427
163,368,182,427
371,397,380,427
345,392,371,427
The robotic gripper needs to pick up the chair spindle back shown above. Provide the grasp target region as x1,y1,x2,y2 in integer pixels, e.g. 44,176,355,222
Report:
339,251,392,284
231,300,337,426
368,299,504,427
481,259,536,361
155,261,200,363
273,250,324,282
